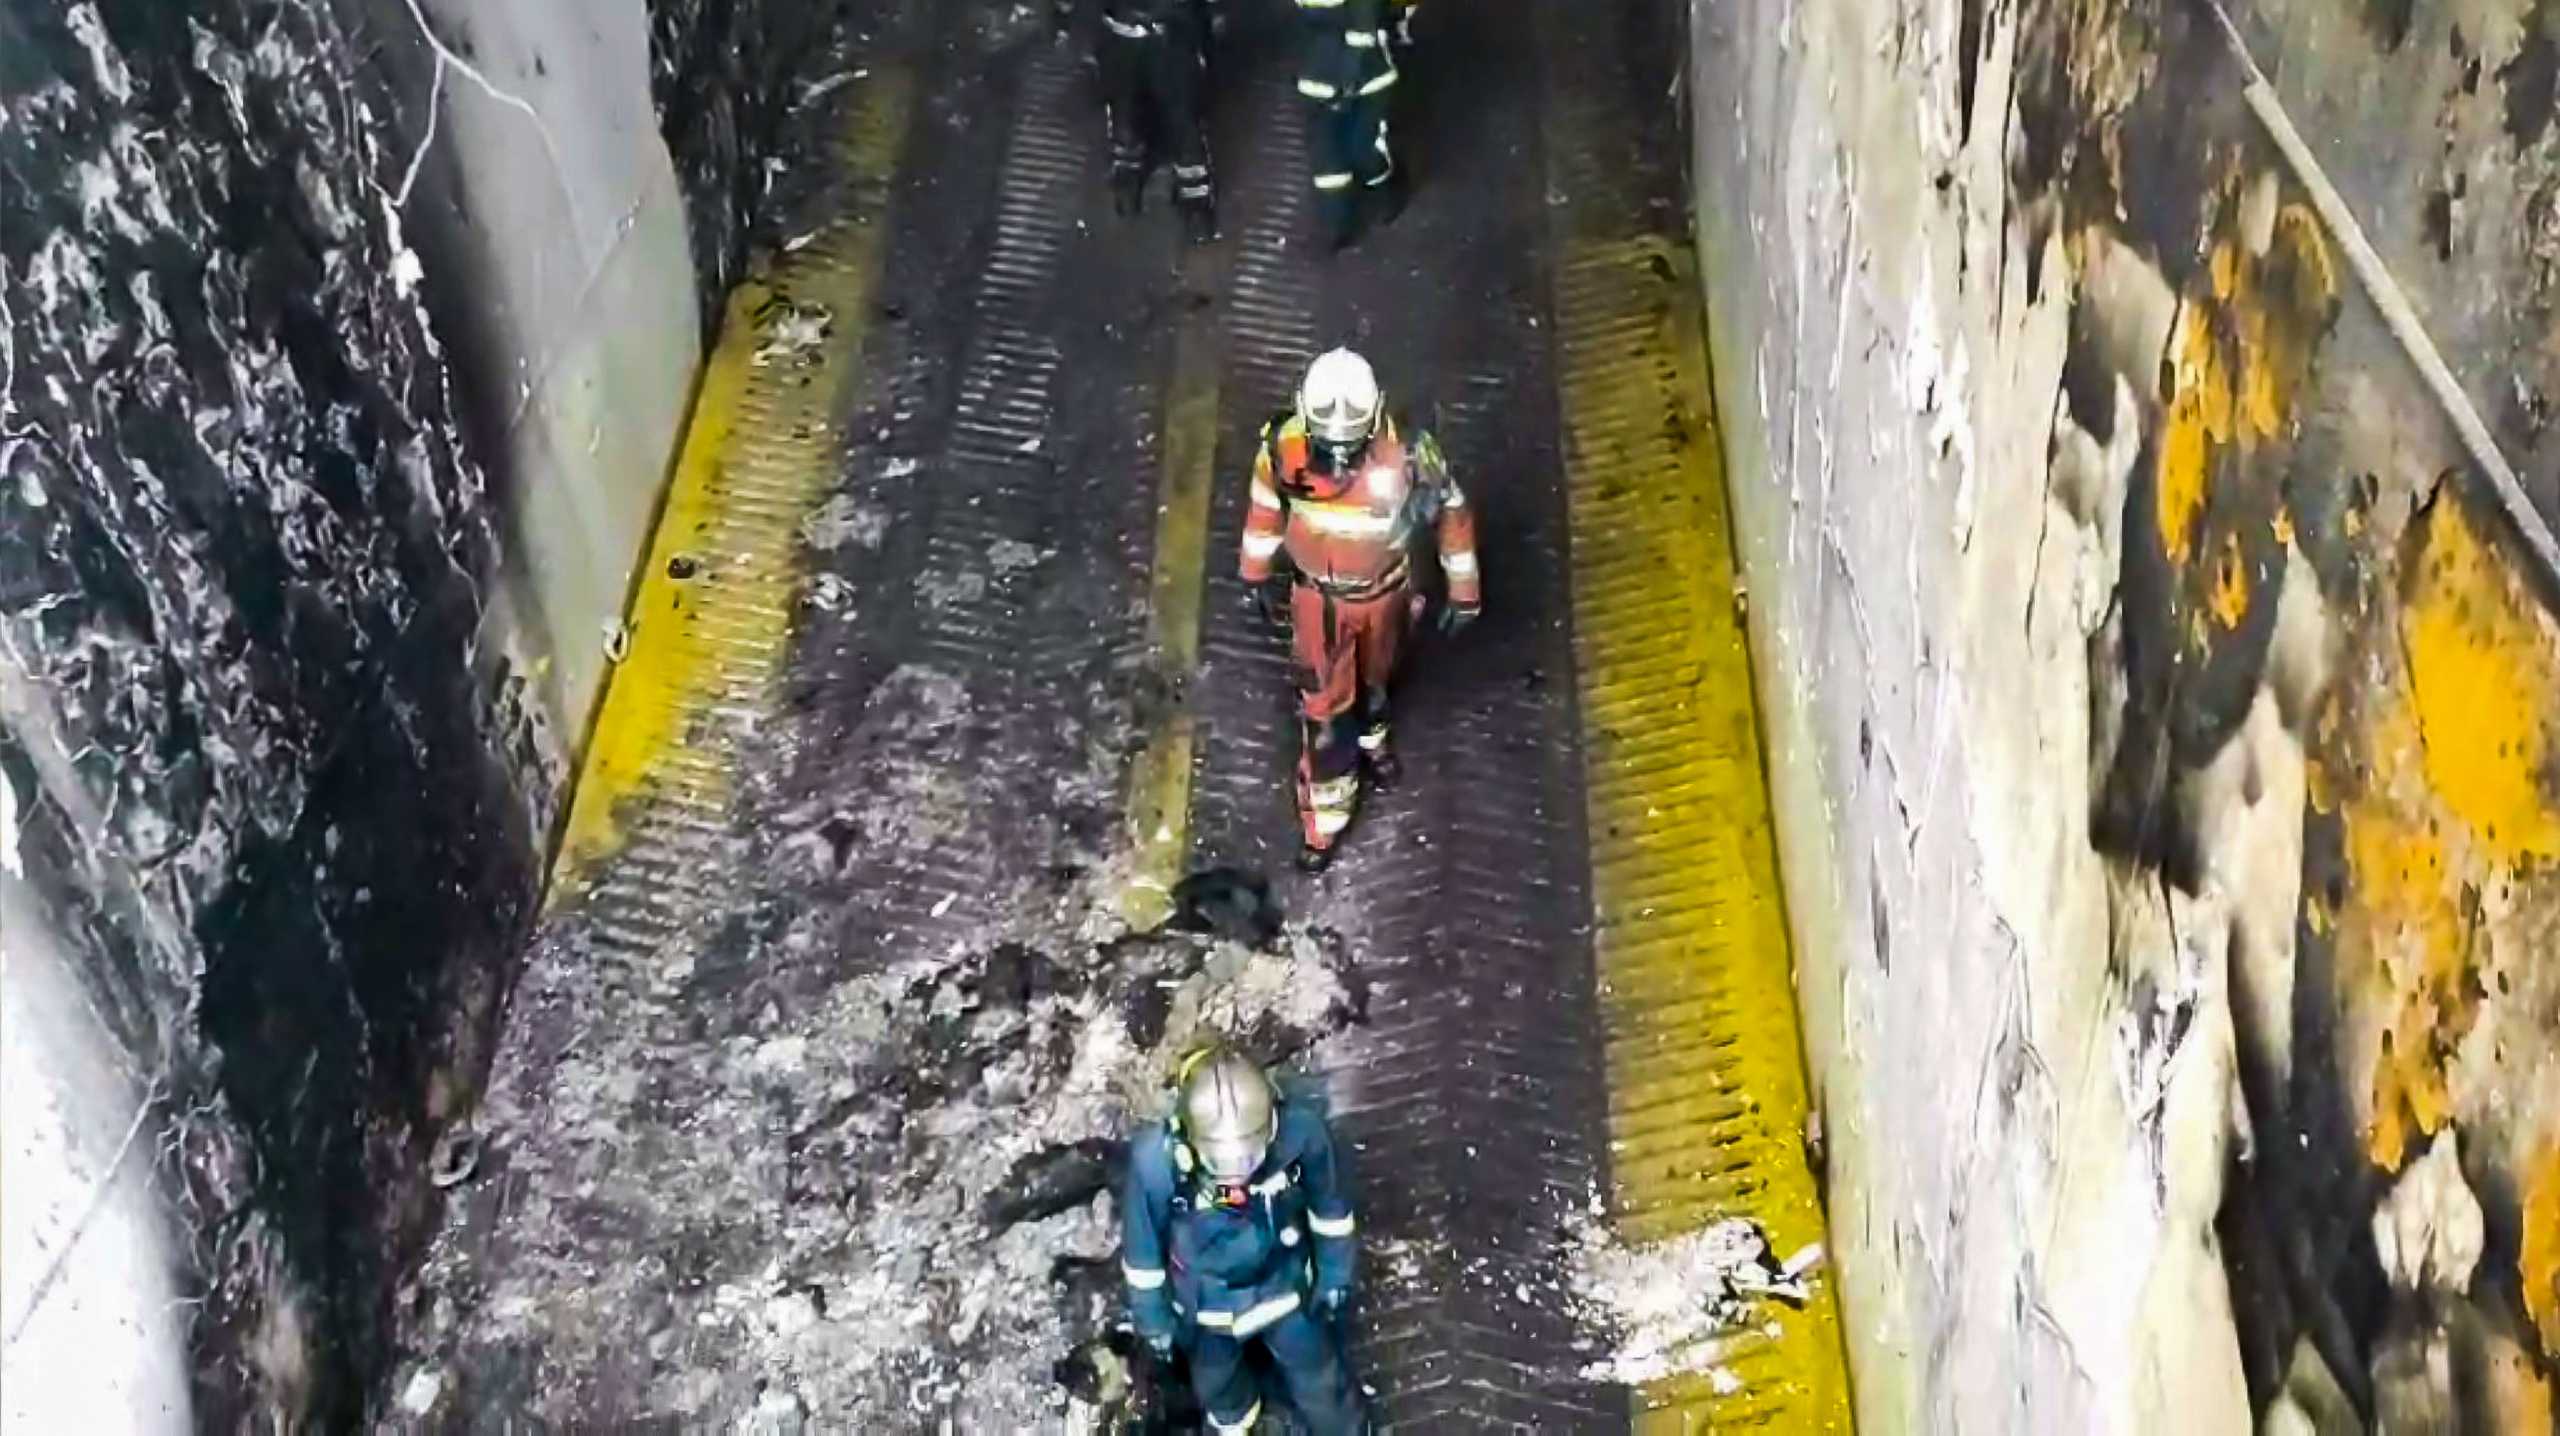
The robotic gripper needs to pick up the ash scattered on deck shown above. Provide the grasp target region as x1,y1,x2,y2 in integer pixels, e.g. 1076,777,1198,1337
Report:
395,660,1370,1429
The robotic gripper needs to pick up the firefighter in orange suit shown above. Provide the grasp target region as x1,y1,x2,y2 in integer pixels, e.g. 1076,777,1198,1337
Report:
1240,348,1479,871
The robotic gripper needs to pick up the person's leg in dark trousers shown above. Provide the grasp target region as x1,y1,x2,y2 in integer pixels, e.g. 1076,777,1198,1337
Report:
1260,1309,1366,1434
1185,1329,1264,1432
1307,100,1361,247
1349,90,1400,220
1151,27,1216,239
1100,31,1151,214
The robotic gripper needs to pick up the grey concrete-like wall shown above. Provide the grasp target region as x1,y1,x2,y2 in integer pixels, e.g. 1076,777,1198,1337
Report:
382,0,703,747
1690,0,2560,1427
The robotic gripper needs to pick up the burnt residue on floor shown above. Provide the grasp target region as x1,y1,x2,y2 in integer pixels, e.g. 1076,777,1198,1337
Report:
398,0,1651,1423
1,0,546,1424
1183,0,1618,1423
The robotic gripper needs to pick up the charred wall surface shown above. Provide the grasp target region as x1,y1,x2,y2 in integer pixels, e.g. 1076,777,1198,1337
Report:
647,0,867,337
1692,0,2560,1427
0,1,553,1424
1,0,868,1419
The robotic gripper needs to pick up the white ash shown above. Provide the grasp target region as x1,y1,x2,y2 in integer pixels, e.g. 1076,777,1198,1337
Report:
405,633,1361,1430
914,566,989,608
1569,1215,1824,1388
987,538,1051,576
751,300,833,366
799,493,888,551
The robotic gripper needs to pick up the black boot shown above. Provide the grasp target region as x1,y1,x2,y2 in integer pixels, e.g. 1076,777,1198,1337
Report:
1365,748,1400,791
1111,167,1145,217
1180,200,1218,244
1371,171,1408,229
1296,841,1336,874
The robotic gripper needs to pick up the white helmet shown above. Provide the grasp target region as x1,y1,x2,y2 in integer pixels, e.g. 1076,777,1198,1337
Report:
1297,348,1382,455
1178,1049,1278,1182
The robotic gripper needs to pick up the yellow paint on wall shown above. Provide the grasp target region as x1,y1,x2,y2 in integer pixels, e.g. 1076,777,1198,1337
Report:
2344,775,2470,1171
2149,191,2334,572
2524,1139,2560,1358
2155,304,2231,565
2209,532,2251,629
2402,497,2560,863
2269,203,2339,323
2339,495,2560,1172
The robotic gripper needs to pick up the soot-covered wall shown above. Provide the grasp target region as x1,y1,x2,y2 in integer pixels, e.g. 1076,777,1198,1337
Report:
648,0,869,337
1690,0,2560,1427
5,0,892,1421
0,1,549,1423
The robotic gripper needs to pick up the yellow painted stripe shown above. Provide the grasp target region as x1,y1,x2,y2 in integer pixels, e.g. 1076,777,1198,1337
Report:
1118,270,1225,930
1554,233,1856,1429
549,70,914,898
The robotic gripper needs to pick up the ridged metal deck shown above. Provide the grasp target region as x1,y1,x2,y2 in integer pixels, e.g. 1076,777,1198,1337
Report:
459,0,1853,1425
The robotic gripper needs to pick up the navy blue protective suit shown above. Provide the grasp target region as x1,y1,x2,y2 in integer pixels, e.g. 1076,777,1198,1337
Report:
1121,1096,1365,1433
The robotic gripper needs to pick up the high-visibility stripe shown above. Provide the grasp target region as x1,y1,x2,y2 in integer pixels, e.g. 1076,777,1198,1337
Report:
1232,1293,1301,1337
1103,14,1152,37
1309,784,1355,835
1344,28,1386,47
1243,531,1284,559
1194,1289,1301,1335
1292,504,1398,538
1443,551,1478,578
1359,69,1399,94
1307,1209,1356,1238
1209,1398,1264,1433
1297,78,1340,99
1250,480,1284,510
1312,171,1355,191
1251,1170,1291,1196
1441,484,1467,509
1123,1263,1166,1291
1356,726,1389,751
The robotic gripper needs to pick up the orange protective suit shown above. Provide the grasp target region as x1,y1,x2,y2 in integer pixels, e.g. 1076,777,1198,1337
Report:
1239,411,1478,854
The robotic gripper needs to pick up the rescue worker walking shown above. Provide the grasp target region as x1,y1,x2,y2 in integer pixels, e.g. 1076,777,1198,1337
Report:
1292,0,1402,248
1121,1049,1368,1434
1240,348,1479,871
1059,0,1220,242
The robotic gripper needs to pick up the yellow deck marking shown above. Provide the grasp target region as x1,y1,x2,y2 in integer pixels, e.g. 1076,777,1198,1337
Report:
1551,231,1857,1426
1118,272,1226,930
549,71,914,899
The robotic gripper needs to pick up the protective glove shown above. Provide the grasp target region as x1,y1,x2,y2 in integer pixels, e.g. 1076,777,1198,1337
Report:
1435,599,1479,637
1246,582,1284,628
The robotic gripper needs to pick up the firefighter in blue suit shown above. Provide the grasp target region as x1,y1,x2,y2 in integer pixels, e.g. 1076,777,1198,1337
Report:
1121,1048,1367,1433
